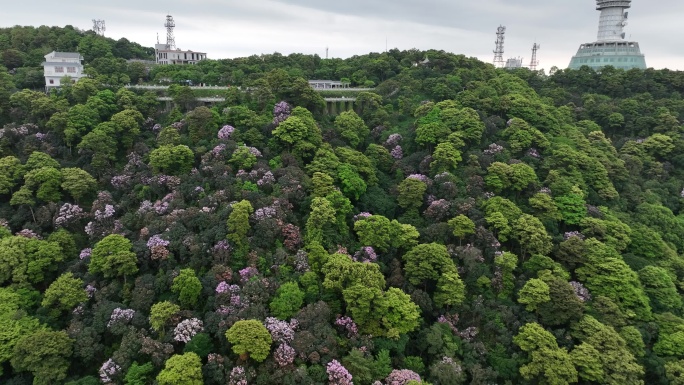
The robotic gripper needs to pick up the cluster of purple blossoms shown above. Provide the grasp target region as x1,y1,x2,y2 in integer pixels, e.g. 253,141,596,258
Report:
371,125,386,137
293,250,310,272
170,120,185,130
538,187,552,195
570,281,592,302
110,175,131,189
484,192,495,199
385,369,421,385
273,101,292,126
335,316,359,337
407,174,431,185
215,281,236,294
424,199,451,221
563,231,585,241
79,248,92,260
99,358,121,384
35,132,47,141
327,359,353,385
173,318,204,343
151,123,162,132
391,145,403,159
274,343,296,367
265,317,299,344
254,205,278,220
54,203,84,227
85,284,97,298
94,204,115,220
385,133,403,148
527,148,541,158
218,125,235,140
16,229,40,239
437,314,460,334
239,267,259,283
353,212,372,222
211,143,227,157
228,366,247,385
194,186,205,194
257,171,276,186
353,246,377,263
146,234,170,249
140,175,182,188
441,356,463,373
249,146,263,158
107,308,135,328
681,187,684,198
483,143,505,155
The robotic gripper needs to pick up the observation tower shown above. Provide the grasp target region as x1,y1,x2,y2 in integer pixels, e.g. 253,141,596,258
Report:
568,0,646,70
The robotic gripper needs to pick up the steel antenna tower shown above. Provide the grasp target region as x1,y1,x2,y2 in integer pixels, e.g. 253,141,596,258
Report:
493,26,506,68
164,15,176,50
92,19,106,36
529,43,540,71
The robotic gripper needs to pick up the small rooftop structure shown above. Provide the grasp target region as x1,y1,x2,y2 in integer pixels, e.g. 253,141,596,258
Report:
308,80,351,89
42,51,86,90
505,57,524,69
155,44,207,65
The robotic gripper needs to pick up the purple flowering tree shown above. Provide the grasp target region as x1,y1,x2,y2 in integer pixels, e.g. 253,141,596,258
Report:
327,360,353,385
274,343,296,367
218,125,235,140
273,101,292,126
385,369,421,385
173,318,204,343
99,358,121,384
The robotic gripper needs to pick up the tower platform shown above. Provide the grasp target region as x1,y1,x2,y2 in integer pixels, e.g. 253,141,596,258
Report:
568,41,646,70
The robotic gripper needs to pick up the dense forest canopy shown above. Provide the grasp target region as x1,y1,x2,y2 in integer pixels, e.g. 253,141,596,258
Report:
1,24,684,385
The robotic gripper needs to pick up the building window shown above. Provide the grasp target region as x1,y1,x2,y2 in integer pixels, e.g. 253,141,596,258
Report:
55,66,64,73
67,67,76,73
49,79,54,84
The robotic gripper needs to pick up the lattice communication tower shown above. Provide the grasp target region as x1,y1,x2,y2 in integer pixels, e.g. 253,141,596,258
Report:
92,19,106,36
529,43,540,71
493,26,506,68
164,15,176,49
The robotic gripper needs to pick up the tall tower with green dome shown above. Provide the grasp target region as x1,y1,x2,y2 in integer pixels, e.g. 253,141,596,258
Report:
568,0,646,70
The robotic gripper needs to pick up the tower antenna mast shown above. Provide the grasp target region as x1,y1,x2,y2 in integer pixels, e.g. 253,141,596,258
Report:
164,14,176,50
92,19,106,36
493,25,506,68
529,42,540,71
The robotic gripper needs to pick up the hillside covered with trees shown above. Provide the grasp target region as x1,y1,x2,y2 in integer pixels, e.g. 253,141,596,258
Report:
2,25,684,385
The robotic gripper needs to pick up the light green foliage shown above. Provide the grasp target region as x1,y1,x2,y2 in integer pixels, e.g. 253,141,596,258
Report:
335,110,369,148
512,214,552,256
570,343,604,382
60,168,96,202
642,133,675,157
24,167,62,202
335,147,378,185
577,239,651,321
337,163,367,200
343,285,421,339
430,142,462,174
272,107,322,158
619,326,645,358
0,235,65,285
11,330,73,385
184,106,217,143
502,118,549,154
172,269,202,308
448,215,475,241
270,281,305,319
638,266,682,313
229,146,258,170
149,301,181,333
305,197,337,244
312,172,335,197
227,200,253,252
157,126,181,145
554,185,586,225
41,272,87,313
156,352,203,385
517,278,551,311
529,192,561,221
225,320,273,362
0,287,44,374
397,178,427,210
365,143,394,172
513,323,578,385
323,253,386,292
0,156,21,194
149,144,195,175
77,126,117,171
110,108,143,148
402,243,455,287
485,162,537,193
90,234,138,279
434,268,466,308
355,215,392,251
495,252,518,298
666,360,684,385
572,315,644,385
124,362,154,385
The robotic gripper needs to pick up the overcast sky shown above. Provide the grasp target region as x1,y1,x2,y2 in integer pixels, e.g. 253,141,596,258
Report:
4,0,684,72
